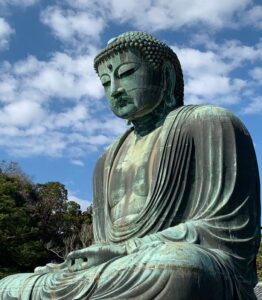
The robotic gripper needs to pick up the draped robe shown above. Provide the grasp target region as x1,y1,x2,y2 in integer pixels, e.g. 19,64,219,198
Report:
0,105,260,300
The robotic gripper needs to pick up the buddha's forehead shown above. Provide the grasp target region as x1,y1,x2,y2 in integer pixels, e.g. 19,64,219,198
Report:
98,48,143,75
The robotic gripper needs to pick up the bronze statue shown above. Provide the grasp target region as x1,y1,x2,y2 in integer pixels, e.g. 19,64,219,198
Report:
0,32,260,300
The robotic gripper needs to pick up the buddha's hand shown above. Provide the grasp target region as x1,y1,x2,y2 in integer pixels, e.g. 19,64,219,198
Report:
66,243,127,272
34,261,68,274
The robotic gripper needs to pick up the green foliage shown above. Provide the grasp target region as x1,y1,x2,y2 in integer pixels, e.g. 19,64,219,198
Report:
11,241,48,268
0,169,47,274
33,182,69,246
33,183,91,260
0,267,18,279
0,161,93,278
256,242,262,281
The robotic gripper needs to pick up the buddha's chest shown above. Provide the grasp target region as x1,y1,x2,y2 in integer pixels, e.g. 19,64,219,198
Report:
108,129,160,224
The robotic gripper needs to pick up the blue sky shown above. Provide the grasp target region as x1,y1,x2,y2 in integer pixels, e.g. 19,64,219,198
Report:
0,0,261,210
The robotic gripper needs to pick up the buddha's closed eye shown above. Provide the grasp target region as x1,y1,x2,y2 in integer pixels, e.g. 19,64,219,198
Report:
117,62,140,79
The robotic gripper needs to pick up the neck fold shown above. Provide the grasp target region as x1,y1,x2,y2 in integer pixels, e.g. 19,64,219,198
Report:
130,101,169,136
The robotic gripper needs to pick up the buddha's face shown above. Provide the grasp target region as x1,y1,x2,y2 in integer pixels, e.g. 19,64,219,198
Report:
98,49,165,120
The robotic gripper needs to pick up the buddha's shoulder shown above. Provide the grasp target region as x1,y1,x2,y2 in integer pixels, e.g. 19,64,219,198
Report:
168,105,240,125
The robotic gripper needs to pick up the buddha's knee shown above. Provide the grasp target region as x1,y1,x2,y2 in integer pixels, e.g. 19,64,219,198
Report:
0,273,39,300
148,242,216,269
162,265,225,300
147,242,226,300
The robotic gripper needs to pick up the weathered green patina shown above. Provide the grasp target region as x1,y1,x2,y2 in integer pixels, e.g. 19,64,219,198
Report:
0,32,260,299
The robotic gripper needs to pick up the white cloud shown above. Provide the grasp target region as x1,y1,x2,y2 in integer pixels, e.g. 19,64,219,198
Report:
242,97,262,114
0,100,45,126
52,104,88,128
71,0,252,31
171,45,246,105
0,102,126,158
0,48,127,159
87,134,112,146
173,47,230,76
40,6,105,46
249,67,262,83
0,18,14,50
0,52,103,104
219,40,262,67
70,159,85,167
40,0,257,46
0,32,260,160
184,38,262,105
0,129,68,157
243,5,262,29
190,35,262,64
0,78,125,157
169,34,262,107
0,0,260,161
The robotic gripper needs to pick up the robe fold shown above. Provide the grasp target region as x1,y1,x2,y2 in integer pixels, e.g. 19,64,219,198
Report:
0,105,260,300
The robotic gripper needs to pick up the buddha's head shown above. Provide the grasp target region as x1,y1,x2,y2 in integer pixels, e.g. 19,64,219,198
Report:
94,32,184,121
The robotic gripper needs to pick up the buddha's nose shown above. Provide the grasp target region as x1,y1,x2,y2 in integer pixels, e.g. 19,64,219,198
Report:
111,87,125,98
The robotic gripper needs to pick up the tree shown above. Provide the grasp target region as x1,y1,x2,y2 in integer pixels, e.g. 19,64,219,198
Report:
0,168,48,274
33,183,92,260
0,161,94,278
79,205,93,247
32,182,68,260
257,241,262,281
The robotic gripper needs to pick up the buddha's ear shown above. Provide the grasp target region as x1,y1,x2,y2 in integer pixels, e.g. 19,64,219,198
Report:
162,61,176,108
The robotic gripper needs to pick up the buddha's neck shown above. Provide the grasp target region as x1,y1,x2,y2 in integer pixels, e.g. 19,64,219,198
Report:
130,105,167,137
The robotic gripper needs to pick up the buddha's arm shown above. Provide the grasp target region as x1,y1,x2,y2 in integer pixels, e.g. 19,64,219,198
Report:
34,242,127,273
65,224,197,270
64,224,196,270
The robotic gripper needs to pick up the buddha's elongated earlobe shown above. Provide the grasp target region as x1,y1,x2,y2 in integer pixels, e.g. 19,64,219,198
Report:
162,61,176,109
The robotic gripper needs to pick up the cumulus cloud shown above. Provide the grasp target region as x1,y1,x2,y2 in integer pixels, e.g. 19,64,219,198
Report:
249,67,262,83
0,18,14,50
0,100,45,126
0,128,67,157
0,49,127,158
0,33,260,160
37,0,257,50
52,104,88,128
0,52,103,104
0,102,126,157
219,40,262,67
0,0,261,161
64,0,252,31
173,47,238,104
172,38,261,105
242,97,262,114
243,5,262,29
40,6,105,47
190,33,262,62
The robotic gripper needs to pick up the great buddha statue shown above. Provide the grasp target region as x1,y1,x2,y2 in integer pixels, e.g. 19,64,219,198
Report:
0,32,260,300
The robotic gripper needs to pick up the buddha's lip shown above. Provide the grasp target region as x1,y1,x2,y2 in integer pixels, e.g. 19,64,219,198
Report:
115,96,133,107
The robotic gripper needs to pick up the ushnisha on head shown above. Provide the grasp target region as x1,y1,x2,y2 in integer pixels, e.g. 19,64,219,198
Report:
94,31,184,108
